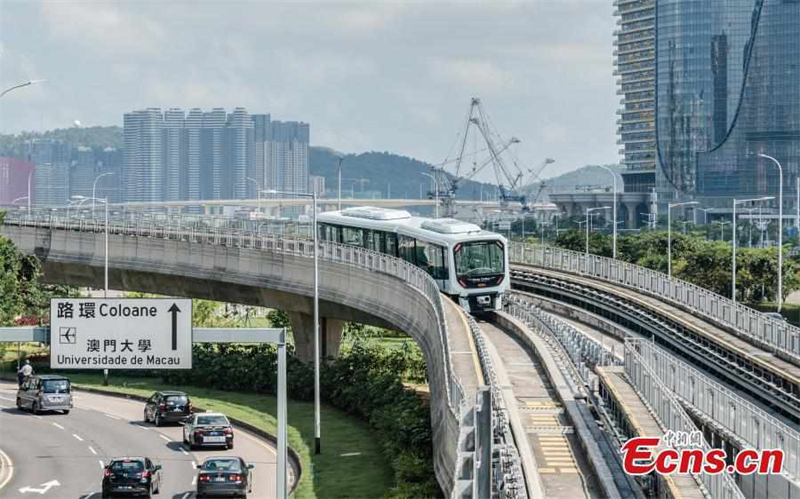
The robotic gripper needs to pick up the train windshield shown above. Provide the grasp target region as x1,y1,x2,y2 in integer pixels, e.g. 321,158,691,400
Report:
454,240,505,276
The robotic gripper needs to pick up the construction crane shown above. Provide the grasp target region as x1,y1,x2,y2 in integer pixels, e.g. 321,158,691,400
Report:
431,97,527,216
525,158,556,205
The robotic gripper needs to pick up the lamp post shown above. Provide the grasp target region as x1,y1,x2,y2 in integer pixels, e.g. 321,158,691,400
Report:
92,172,115,211
667,201,698,277
759,153,784,311
10,196,28,206
598,165,618,259
264,189,321,454
585,206,610,255
246,177,262,215
26,170,33,211
421,173,438,218
0,79,46,100
732,196,774,305
336,156,344,211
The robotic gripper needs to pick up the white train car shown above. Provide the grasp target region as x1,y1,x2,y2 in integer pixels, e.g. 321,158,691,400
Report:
318,207,509,312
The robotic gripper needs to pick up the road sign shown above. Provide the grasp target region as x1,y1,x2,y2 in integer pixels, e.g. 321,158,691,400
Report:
50,298,193,370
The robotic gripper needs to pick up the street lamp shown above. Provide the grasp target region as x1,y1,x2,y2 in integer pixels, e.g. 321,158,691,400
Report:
421,173,438,218
92,172,115,211
732,196,774,305
263,189,321,455
0,79,46,100
336,156,344,211
667,201,698,278
598,165,618,259
759,153,784,311
585,206,610,256
246,177,262,215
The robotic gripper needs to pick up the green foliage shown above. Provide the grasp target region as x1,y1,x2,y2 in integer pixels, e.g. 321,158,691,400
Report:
267,309,291,329
0,126,123,156
123,292,237,328
554,230,800,302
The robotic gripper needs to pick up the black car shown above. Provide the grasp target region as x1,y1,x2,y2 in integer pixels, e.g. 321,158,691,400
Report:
184,413,234,450
102,457,162,498
196,457,254,498
143,391,193,426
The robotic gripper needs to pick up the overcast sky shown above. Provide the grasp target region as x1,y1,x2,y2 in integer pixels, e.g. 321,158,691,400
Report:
0,0,619,180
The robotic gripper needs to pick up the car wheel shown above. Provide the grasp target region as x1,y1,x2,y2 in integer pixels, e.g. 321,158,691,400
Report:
227,441,234,450
154,414,161,427
15,397,23,410
63,410,70,415
143,410,150,423
32,403,40,415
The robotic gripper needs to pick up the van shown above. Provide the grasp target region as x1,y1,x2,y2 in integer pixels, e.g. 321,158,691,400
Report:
16,374,73,414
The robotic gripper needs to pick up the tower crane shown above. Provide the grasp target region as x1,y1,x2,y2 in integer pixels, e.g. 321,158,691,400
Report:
525,158,556,205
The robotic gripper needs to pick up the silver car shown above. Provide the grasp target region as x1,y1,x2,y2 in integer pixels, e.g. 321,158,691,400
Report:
16,375,73,414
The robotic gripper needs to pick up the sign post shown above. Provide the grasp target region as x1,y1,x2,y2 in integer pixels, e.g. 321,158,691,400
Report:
50,298,193,370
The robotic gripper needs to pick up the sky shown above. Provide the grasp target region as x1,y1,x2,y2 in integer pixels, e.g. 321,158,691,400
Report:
0,0,619,181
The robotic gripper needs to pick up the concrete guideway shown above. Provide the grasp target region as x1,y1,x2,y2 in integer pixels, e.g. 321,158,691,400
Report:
0,381,279,499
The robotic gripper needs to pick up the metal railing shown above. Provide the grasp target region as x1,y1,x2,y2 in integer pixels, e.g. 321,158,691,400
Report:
510,243,800,366
463,314,527,499
629,338,800,481
625,340,745,499
1,210,467,429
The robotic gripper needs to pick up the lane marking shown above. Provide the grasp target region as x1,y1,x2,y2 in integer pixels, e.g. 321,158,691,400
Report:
98,460,104,469
239,429,277,456
191,462,197,469
104,414,121,420
191,476,197,486
159,435,172,443
0,396,14,401
82,493,98,499
180,447,189,456
52,422,65,430
89,446,98,455
340,452,362,457
0,448,14,491
181,493,191,499
73,434,84,442
133,424,150,431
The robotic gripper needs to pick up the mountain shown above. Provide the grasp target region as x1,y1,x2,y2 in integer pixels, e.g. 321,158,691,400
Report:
521,164,624,203
0,126,124,156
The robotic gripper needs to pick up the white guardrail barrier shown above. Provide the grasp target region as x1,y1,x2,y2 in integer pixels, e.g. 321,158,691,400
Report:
628,339,800,482
510,243,800,366
625,340,745,499
1,210,479,495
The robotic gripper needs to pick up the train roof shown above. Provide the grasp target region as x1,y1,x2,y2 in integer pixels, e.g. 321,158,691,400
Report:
317,207,504,243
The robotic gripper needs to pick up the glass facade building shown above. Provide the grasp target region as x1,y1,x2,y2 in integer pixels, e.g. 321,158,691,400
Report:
653,0,800,209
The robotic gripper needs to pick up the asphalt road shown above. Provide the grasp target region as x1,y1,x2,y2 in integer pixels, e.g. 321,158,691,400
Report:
0,381,278,499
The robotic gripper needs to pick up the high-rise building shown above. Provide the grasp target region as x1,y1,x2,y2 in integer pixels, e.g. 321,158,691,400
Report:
201,108,227,201
123,108,164,203
309,175,326,197
269,121,310,196
0,157,35,206
163,108,186,202
184,109,204,205
224,108,255,199
23,139,71,207
650,0,800,210
96,147,122,204
70,146,96,200
614,0,656,194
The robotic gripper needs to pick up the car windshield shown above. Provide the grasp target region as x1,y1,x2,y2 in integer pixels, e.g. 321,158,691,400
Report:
42,379,71,394
165,395,188,405
197,415,229,426
110,461,144,473
454,240,505,276
201,459,241,471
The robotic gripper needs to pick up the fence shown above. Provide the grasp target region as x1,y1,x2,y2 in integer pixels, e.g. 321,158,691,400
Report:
628,339,800,482
509,243,800,367
625,340,745,499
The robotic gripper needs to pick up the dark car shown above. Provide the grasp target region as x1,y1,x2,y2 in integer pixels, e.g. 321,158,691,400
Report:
196,457,254,498
102,457,162,498
183,413,234,450
143,391,193,426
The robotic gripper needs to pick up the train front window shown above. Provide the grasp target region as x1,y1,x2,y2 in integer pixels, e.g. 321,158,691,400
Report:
454,241,504,276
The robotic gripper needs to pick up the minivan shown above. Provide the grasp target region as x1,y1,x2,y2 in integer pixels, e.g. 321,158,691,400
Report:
16,374,73,414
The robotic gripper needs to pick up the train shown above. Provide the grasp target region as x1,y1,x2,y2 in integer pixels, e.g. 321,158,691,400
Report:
317,207,509,312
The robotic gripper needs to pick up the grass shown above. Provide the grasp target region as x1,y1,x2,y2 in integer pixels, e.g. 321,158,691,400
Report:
21,371,395,499
1,341,47,362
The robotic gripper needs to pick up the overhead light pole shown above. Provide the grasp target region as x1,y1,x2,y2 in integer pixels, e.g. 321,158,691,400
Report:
0,79,46,100
667,201,698,277
336,156,344,211
92,172,115,211
585,206,610,256
759,153,784,311
246,177,262,215
598,165,618,259
732,196,774,305
421,172,438,218
264,188,320,454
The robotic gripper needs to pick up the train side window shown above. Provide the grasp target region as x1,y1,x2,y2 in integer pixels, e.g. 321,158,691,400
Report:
420,242,447,280
398,235,416,265
343,227,363,246
386,233,398,256
366,230,383,253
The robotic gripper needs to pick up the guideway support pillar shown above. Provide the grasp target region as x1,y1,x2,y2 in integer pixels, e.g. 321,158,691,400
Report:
289,312,343,363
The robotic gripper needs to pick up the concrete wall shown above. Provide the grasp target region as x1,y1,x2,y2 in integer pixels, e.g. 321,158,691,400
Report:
0,224,479,496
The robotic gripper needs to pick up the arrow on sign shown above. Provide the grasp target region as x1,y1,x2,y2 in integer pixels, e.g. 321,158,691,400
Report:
19,480,60,494
168,303,181,351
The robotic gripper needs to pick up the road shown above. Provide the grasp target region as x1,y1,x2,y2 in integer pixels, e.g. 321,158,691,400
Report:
0,381,277,499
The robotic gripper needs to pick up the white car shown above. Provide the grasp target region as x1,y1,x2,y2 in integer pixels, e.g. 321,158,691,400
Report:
183,412,234,450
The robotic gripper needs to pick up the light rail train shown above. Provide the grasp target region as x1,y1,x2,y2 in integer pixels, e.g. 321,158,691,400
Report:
318,207,509,312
